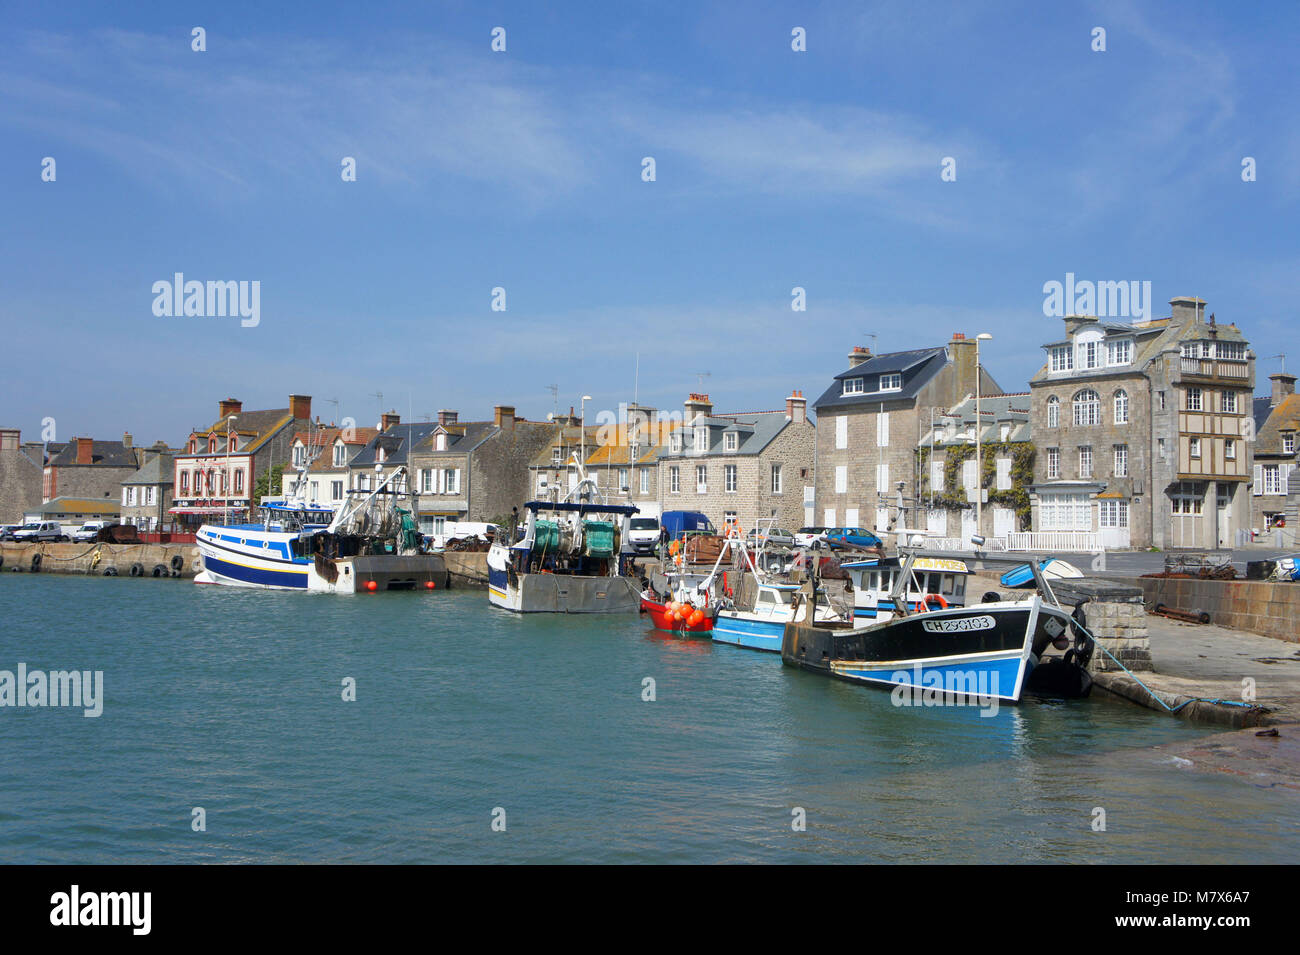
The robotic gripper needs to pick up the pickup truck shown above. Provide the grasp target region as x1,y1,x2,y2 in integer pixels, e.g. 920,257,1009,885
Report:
11,521,68,542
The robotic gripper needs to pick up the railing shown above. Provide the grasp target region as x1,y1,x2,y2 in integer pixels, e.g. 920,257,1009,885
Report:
917,536,1007,552
1005,531,1098,552
1179,357,1250,379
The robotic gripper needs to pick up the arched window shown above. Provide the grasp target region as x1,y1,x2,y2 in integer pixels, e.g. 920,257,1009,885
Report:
1047,396,1060,429
1114,389,1129,425
1073,389,1100,426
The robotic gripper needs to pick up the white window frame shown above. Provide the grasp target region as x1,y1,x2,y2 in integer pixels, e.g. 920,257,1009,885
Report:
1047,396,1059,429
1047,448,1060,480
1113,390,1129,425
1050,346,1073,373
1187,388,1202,412
1114,445,1128,477
771,464,782,494
1079,446,1092,479
669,466,680,494
879,373,902,392
696,465,707,494
842,377,864,396
1106,339,1133,366
724,432,738,452
724,464,737,493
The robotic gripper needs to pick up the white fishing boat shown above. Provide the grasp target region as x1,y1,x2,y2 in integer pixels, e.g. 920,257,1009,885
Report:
195,464,446,593
838,555,971,622
487,463,640,613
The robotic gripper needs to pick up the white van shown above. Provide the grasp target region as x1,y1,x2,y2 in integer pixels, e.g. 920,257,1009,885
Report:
430,521,498,550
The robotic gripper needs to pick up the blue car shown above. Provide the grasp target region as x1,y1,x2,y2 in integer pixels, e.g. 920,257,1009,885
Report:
824,527,882,550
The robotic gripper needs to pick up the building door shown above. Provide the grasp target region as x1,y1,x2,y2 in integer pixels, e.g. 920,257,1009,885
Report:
927,508,947,537
1217,485,1232,549
992,506,1015,540
960,509,977,544
1098,499,1130,549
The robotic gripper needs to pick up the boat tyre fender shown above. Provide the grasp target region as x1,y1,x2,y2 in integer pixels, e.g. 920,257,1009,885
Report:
104,566,118,576
30,553,41,572
129,562,145,577
170,554,185,573
152,564,168,578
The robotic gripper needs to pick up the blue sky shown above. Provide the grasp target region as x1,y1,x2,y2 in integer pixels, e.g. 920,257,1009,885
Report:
2,0,1297,444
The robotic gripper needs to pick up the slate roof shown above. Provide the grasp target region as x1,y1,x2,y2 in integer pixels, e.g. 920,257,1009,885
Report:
295,427,379,473
349,422,442,467
657,410,791,459
1253,396,1275,438
1031,314,1250,383
412,421,500,456
46,440,138,468
813,347,948,411
123,452,174,486
584,421,682,466
38,497,121,516
922,393,1032,447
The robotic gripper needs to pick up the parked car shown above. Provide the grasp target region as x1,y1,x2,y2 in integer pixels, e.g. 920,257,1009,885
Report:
0,524,21,541
73,520,108,542
11,521,67,542
824,527,883,551
627,516,661,555
745,527,796,548
793,526,830,549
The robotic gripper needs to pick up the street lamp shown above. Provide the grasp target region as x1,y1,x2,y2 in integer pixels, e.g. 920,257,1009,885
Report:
224,414,237,526
974,334,993,537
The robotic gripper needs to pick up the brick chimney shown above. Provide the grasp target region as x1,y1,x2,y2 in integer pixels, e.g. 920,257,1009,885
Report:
494,405,515,428
848,345,873,368
0,429,18,452
218,398,242,419
122,431,133,449
786,390,807,424
437,410,458,426
1170,296,1206,325
1271,373,1297,407
76,437,94,465
289,394,312,420
380,410,401,431
684,392,713,423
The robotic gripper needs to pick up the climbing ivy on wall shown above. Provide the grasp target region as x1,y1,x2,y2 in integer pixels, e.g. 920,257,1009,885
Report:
918,442,1036,526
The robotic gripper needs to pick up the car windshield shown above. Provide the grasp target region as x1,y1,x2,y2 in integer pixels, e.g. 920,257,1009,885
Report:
21,523,40,530
630,519,658,530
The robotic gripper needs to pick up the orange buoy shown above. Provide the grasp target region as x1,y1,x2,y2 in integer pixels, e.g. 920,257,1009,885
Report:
366,580,378,592
425,580,436,590
689,609,705,626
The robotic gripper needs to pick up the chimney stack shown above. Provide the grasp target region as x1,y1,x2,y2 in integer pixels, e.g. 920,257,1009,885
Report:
684,392,713,423
1271,373,1297,407
76,437,94,465
948,332,980,407
380,410,401,431
122,431,133,449
1169,296,1206,326
786,390,807,424
848,345,872,368
494,405,515,429
218,398,243,419
289,394,312,420
437,410,458,426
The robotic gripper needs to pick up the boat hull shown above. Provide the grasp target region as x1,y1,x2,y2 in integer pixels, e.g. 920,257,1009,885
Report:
712,613,786,652
196,530,309,590
640,596,714,634
782,600,1069,702
488,567,640,613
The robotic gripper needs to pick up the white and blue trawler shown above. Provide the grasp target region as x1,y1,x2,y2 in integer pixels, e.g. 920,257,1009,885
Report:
487,468,640,613
195,466,445,593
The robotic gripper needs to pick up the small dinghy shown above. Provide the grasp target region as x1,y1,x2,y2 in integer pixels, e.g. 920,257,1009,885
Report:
1000,557,1083,588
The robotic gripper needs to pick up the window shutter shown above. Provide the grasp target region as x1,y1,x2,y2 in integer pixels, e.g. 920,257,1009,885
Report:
1254,464,1263,495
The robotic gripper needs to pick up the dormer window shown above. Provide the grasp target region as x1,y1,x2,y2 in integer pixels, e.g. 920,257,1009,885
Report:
208,436,217,453
333,442,346,467
1106,339,1133,366
879,373,902,392
552,446,563,464
1050,345,1073,373
1078,338,1101,370
292,445,306,468
694,426,707,452
670,433,682,453
1285,434,1296,455
189,438,198,454
842,377,864,396
436,433,447,451
376,446,387,464
228,434,237,452
724,432,738,452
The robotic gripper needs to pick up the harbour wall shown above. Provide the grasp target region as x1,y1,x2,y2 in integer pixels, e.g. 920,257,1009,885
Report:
1,541,200,578
1125,577,1300,644
442,549,489,587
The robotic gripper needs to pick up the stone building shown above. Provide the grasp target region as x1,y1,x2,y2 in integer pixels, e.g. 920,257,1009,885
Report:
0,428,46,525
120,445,175,531
655,390,815,533
345,413,438,514
43,436,140,509
170,395,315,528
580,403,679,516
406,406,556,534
1252,372,1298,536
813,337,996,536
1028,298,1253,550
918,393,1032,543
526,410,601,503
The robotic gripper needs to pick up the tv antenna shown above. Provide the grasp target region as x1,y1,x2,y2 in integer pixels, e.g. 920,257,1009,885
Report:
694,370,711,390
545,384,559,416
1267,354,1286,373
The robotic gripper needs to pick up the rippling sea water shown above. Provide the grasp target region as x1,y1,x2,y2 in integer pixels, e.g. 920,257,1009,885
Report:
1,575,1295,863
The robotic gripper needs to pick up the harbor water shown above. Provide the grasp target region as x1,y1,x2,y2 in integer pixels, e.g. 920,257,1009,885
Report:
1,575,1295,863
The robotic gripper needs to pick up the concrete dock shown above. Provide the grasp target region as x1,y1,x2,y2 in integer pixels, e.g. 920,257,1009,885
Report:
1,541,200,577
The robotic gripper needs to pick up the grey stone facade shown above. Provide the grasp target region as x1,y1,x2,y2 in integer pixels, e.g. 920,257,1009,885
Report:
0,429,44,525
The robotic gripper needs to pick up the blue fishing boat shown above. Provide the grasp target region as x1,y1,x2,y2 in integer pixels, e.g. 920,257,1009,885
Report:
999,557,1084,588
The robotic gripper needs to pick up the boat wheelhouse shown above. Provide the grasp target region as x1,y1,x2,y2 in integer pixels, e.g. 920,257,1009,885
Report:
840,555,971,622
